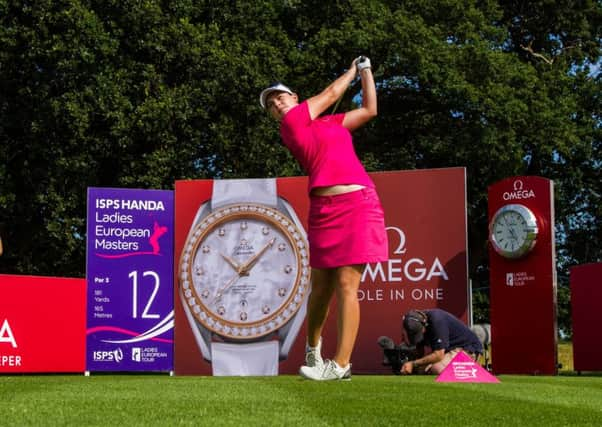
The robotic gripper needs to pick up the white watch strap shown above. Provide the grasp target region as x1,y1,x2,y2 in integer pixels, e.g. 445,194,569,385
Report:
211,341,279,376
212,178,277,209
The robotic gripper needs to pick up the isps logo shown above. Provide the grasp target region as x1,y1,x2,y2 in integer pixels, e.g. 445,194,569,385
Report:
93,348,123,363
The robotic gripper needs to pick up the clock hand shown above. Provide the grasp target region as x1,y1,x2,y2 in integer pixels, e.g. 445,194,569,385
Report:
239,237,276,274
503,215,517,240
213,273,242,304
221,253,243,274
214,243,269,303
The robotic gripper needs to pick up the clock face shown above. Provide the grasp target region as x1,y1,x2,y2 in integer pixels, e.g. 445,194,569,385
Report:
489,204,538,259
179,203,310,340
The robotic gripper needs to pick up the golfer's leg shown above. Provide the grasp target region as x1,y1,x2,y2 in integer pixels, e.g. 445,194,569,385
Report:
306,268,336,347
333,264,364,367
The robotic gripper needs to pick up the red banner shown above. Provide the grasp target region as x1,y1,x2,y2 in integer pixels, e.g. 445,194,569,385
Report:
174,168,469,375
355,170,469,373
0,275,86,373
571,263,602,372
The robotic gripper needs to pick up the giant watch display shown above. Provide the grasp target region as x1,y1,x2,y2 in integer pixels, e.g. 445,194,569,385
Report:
179,179,310,375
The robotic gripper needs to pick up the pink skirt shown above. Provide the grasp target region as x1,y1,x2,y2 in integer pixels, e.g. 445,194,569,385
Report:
308,187,389,269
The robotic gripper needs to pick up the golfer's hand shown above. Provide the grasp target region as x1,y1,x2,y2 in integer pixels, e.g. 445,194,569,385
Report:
400,361,414,375
355,56,371,74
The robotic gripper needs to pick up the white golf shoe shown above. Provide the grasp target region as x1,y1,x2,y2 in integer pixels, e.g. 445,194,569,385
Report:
299,359,352,381
305,337,324,369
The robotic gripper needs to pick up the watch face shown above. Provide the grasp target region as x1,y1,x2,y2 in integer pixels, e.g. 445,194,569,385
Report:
179,203,310,340
489,204,539,259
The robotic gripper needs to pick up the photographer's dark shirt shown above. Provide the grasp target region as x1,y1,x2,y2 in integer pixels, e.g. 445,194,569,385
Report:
423,309,483,354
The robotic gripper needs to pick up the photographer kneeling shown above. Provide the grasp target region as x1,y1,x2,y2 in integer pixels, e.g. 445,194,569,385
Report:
400,309,483,375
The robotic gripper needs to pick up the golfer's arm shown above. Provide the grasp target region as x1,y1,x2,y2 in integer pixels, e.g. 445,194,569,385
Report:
342,68,377,131
307,67,357,120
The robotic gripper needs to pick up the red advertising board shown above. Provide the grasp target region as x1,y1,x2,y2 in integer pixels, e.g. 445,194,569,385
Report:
174,168,469,375
488,176,557,375
0,275,86,373
570,263,602,372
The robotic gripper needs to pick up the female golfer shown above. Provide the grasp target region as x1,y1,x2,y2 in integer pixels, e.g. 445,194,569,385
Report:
260,57,388,380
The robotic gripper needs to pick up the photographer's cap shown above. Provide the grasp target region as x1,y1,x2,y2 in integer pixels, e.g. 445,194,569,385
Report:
259,82,293,109
403,310,427,345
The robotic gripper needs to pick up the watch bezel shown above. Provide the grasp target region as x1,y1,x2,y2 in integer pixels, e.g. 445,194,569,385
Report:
179,203,310,340
489,204,539,259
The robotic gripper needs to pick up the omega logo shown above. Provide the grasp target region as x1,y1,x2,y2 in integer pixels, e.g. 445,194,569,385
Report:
362,226,448,283
386,226,407,254
503,179,535,201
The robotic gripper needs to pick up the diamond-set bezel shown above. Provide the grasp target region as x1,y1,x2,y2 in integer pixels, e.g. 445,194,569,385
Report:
179,203,310,340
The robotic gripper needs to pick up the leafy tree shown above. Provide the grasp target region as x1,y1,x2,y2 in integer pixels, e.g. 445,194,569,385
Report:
0,0,600,336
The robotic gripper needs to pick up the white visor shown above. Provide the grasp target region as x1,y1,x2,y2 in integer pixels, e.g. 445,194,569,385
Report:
259,83,294,109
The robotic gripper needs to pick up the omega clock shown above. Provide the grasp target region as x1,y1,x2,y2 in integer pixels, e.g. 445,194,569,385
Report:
489,204,539,259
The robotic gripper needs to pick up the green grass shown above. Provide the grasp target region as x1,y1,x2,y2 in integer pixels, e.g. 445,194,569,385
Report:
1,374,601,426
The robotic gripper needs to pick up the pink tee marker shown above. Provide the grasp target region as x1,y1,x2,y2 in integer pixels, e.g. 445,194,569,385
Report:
436,351,500,383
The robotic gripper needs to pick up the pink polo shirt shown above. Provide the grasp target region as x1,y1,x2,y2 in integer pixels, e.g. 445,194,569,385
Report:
280,101,375,192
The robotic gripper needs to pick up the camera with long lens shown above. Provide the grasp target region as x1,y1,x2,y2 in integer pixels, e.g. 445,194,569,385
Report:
377,336,419,375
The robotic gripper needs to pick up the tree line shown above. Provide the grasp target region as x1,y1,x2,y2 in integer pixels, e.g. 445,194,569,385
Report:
1,0,600,334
